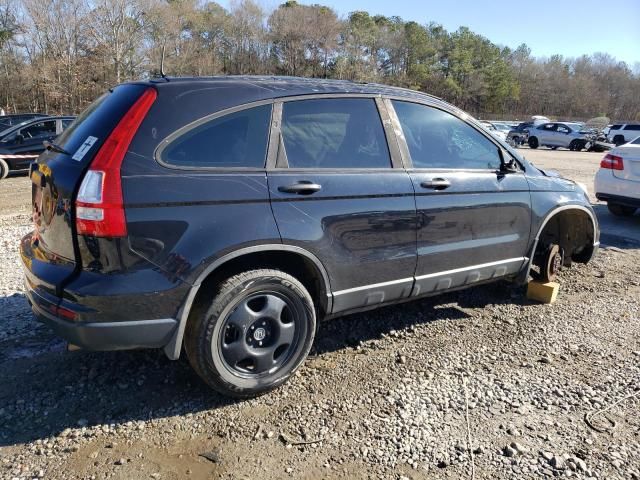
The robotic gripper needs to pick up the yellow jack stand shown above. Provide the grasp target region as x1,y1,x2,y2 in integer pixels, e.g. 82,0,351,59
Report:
527,281,560,304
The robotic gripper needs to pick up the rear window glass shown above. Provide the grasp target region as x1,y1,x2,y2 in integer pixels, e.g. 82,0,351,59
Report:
159,104,271,168
55,84,149,160
632,137,640,145
281,98,390,169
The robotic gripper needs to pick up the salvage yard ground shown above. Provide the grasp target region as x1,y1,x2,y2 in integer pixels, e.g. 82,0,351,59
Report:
0,149,639,479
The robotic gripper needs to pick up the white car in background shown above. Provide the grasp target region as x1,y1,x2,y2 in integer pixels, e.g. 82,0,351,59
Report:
606,123,640,146
480,121,508,141
595,136,640,216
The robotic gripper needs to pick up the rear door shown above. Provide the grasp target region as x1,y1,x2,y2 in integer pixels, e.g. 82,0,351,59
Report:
267,97,417,313
388,99,531,296
27,84,152,294
538,123,558,145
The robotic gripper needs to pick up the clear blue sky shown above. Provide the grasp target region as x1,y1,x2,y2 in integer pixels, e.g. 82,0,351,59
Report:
220,0,640,66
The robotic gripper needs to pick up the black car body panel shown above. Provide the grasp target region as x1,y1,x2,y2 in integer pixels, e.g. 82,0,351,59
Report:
19,76,599,358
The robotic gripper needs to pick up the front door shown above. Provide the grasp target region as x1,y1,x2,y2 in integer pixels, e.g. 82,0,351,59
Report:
267,97,417,313
388,99,531,296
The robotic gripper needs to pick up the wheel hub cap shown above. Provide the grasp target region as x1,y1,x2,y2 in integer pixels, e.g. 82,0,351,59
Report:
219,293,297,376
253,327,266,341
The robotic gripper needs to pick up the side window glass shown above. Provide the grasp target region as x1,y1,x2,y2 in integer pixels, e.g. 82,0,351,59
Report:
160,104,271,168
22,121,56,139
281,98,391,169
392,100,501,170
557,125,569,133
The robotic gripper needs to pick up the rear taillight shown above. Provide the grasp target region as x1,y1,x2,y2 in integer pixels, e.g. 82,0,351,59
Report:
76,87,156,237
600,153,624,171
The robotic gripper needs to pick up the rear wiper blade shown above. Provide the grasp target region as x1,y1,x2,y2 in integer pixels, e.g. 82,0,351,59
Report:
43,140,71,155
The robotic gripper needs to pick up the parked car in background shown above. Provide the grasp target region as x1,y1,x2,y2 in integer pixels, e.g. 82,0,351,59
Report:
21,76,599,398
606,124,640,146
0,113,46,131
526,122,591,151
0,116,75,178
595,136,640,216
480,121,508,141
507,121,534,147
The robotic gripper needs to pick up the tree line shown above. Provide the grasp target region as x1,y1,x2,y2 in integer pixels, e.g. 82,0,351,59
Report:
0,0,638,121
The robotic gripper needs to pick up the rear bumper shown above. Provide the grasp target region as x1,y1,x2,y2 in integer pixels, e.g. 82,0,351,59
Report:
595,169,640,205
21,231,188,351
595,192,640,208
25,278,178,351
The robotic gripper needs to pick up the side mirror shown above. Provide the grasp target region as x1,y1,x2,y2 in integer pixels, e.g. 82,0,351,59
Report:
499,149,519,173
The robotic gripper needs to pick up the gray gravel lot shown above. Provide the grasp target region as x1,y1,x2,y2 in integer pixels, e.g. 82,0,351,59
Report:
0,150,639,480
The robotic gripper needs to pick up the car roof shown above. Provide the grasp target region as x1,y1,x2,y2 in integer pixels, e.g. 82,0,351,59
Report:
130,75,456,111
0,113,46,118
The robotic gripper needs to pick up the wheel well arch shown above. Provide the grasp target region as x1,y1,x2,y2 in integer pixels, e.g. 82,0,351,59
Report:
525,205,597,278
164,245,332,359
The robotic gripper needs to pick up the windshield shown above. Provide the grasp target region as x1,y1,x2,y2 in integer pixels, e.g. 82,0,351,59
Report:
494,123,510,132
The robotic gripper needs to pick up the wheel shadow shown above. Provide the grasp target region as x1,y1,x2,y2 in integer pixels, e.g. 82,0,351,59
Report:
0,293,239,448
312,280,523,355
0,281,523,448
591,203,640,250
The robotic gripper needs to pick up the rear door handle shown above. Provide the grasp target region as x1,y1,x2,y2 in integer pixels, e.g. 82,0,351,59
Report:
278,181,322,195
420,178,451,190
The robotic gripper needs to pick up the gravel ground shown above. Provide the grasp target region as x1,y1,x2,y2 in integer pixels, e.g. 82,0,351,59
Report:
1,154,639,480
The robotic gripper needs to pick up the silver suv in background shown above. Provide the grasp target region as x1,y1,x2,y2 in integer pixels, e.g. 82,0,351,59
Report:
607,124,640,146
527,122,591,151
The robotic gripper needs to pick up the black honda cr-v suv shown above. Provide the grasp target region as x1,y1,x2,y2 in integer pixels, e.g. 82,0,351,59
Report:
21,76,599,397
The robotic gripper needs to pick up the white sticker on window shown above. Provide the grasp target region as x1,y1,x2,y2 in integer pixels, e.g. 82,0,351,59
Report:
72,136,98,161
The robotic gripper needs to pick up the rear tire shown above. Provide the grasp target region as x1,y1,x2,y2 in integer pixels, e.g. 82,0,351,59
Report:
0,158,8,179
607,203,637,217
184,269,316,398
528,136,539,149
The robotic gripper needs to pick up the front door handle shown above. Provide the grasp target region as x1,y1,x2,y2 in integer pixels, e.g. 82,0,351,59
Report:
278,181,322,195
420,178,451,190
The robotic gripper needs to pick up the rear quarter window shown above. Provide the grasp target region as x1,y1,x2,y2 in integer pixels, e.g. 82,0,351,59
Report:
158,104,272,169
